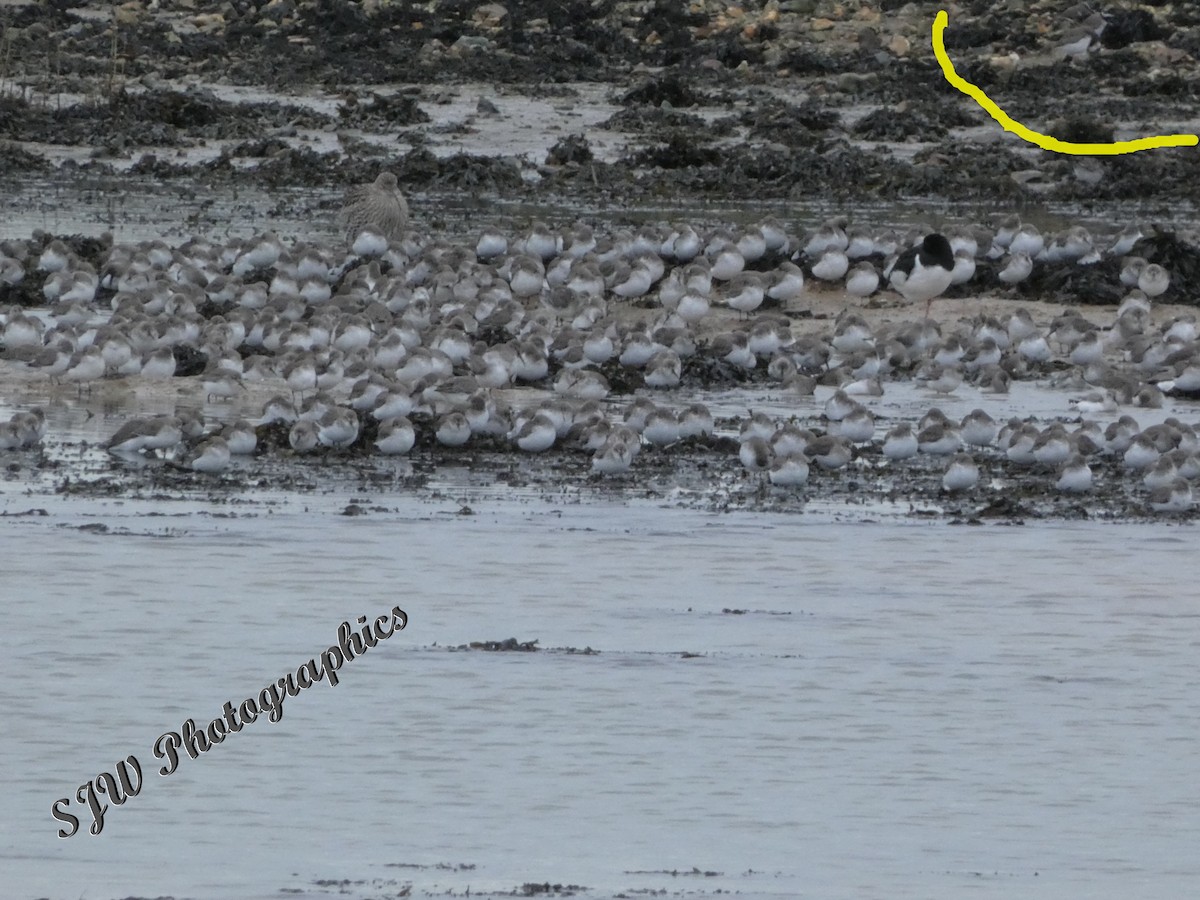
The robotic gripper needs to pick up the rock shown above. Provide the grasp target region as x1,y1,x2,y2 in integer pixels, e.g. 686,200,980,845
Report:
888,34,911,57
450,35,493,55
474,3,508,28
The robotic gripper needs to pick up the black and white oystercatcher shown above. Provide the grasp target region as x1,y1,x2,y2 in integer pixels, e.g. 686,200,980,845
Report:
886,233,955,317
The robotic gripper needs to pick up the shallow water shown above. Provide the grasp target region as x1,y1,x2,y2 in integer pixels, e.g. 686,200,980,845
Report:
2,482,1199,900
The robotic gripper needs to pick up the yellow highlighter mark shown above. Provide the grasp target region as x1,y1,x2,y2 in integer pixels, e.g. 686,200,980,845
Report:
932,9,1198,155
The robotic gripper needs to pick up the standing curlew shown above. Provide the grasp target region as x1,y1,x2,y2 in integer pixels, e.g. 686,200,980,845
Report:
341,172,409,245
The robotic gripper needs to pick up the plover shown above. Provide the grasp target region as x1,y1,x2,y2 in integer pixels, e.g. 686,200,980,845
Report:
997,251,1033,286
642,409,681,447
1142,456,1180,492
844,261,879,298
806,434,852,470
768,454,810,487
960,409,998,447
810,248,849,282
1138,263,1170,298
917,423,962,456
592,435,634,475
882,423,918,461
1122,434,1161,471
941,453,979,492
1148,477,1193,513
435,411,472,447
375,416,416,455
182,436,232,474
770,423,814,459
1055,455,1094,493
833,406,875,444
738,435,773,472
766,262,805,304
105,416,182,455
512,412,557,452
678,404,714,439
288,420,319,453
222,420,258,455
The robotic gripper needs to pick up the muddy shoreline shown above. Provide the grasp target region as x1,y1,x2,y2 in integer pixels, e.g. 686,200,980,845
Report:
4,0,1200,207
4,363,1198,524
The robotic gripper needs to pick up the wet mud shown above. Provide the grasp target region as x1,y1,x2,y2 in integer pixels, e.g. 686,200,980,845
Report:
4,0,1200,206
3,412,1191,525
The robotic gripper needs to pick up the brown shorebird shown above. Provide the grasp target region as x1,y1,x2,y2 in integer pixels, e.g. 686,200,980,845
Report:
341,171,409,243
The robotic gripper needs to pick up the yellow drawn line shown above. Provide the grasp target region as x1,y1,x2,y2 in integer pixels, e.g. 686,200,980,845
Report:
931,9,1199,155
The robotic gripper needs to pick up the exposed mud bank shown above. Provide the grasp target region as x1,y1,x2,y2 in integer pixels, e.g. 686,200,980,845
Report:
3,1,1200,206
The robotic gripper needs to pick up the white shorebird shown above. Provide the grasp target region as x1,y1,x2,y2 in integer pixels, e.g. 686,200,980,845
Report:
941,453,979,492
375,417,416,455
182,436,231,474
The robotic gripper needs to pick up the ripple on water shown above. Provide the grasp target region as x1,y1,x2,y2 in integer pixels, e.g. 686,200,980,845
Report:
2,501,1200,899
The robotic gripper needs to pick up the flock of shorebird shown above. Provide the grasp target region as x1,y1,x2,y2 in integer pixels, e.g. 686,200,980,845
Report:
0,171,1197,511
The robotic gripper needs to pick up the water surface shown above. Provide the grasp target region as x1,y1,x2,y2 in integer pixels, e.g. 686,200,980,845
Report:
2,488,1197,899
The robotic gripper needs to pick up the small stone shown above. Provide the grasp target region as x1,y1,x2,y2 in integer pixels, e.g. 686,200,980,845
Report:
114,3,143,26
191,13,225,33
473,3,507,28
450,35,493,55
989,53,1020,74
836,72,868,93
